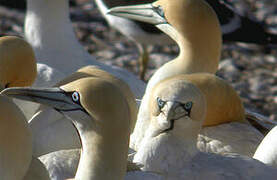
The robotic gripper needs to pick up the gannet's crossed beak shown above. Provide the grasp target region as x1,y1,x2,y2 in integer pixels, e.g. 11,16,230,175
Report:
107,3,167,25
1,87,84,113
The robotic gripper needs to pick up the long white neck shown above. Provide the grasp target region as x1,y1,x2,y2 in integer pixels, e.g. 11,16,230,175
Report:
24,0,96,74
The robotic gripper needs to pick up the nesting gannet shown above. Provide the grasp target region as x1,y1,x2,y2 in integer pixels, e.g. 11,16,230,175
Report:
25,0,145,98
2,77,164,180
108,0,222,150
253,126,277,167
132,75,277,179
29,66,138,157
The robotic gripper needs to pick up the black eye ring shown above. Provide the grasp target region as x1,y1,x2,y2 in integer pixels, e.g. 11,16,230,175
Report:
157,97,166,109
72,91,80,102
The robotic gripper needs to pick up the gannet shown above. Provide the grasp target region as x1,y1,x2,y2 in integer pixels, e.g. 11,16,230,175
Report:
108,0,222,150
29,66,138,157
132,75,277,179
2,77,164,180
95,0,277,80
24,0,145,98
253,126,277,167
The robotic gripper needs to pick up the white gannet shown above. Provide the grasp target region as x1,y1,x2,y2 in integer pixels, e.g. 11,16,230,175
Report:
2,77,164,180
253,126,277,167
24,0,145,121
132,74,277,179
25,0,145,97
29,66,138,157
108,0,222,150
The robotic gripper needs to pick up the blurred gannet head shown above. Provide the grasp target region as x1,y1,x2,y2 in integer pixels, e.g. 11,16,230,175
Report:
0,36,37,88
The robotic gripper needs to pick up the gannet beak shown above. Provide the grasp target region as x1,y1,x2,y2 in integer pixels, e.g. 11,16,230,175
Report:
107,3,167,25
1,87,83,112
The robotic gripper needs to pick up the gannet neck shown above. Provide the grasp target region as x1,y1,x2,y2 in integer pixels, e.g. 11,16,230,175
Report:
0,96,32,179
25,0,92,73
156,0,222,74
25,0,71,48
60,78,131,180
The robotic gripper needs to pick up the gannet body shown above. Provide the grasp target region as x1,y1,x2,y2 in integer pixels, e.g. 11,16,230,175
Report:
24,0,145,101
29,66,138,157
133,75,277,179
2,77,163,180
0,95,50,180
108,0,222,150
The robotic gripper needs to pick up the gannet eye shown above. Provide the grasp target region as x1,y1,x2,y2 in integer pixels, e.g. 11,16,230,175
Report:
153,5,165,18
72,92,80,102
184,101,193,111
157,97,166,109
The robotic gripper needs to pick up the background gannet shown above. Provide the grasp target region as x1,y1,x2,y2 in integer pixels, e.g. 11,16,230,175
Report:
29,66,138,157
133,75,277,179
24,0,145,119
94,0,277,80
108,0,222,150
2,77,164,180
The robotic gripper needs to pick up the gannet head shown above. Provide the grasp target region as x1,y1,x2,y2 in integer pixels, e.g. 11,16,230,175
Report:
107,0,222,50
2,77,132,135
149,75,206,140
0,36,37,88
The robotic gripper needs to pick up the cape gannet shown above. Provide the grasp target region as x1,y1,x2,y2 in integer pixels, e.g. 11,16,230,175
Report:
132,75,277,179
2,77,164,180
95,0,277,80
29,66,138,157
108,0,222,150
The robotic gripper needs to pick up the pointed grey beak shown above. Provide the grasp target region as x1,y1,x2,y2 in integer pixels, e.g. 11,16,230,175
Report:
1,87,83,112
107,3,167,25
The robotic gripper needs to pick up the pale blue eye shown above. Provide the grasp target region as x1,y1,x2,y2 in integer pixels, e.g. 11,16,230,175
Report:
72,92,80,102
184,102,193,110
157,97,166,109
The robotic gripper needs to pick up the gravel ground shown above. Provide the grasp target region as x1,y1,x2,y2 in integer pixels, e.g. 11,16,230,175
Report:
0,0,276,121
